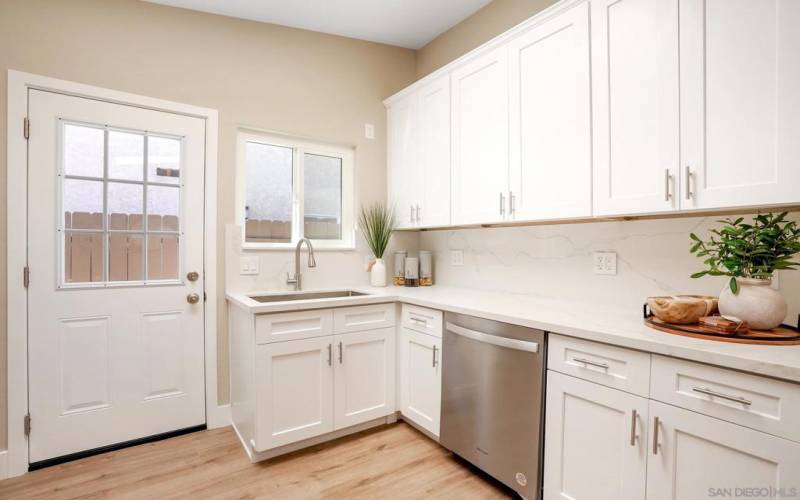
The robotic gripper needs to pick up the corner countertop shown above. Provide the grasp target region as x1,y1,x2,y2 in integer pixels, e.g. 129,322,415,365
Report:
226,286,800,384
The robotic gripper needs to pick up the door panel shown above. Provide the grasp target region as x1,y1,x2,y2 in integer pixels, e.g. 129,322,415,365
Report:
646,400,800,500
400,328,441,436
451,46,510,225
27,90,206,463
509,2,592,221
418,75,451,228
544,371,648,500
680,0,800,209
592,0,680,216
334,328,395,429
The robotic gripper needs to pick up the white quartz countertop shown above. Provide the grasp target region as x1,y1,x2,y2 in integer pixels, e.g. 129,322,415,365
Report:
226,285,800,384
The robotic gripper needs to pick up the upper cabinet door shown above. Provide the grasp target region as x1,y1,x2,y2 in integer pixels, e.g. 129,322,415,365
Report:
591,0,680,216
451,46,510,225
417,75,451,228
387,92,419,229
680,0,800,210
509,2,592,222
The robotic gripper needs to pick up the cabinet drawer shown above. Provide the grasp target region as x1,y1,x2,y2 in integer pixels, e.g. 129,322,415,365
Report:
333,303,395,334
401,305,443,337
255,310,333,344
651,355,800,443
548,334,651,397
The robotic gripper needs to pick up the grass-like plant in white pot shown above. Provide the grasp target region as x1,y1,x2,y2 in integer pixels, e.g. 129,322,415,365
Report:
359,203,397,287
690,212,800,330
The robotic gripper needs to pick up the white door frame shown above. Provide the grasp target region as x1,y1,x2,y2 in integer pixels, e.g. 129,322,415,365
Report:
5,70,226,478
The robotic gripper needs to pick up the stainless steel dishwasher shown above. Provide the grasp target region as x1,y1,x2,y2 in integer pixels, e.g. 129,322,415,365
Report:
440,312,546,500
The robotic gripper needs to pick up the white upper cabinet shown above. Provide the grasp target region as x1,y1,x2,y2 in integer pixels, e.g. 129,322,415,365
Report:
591,0,680,216
679,0,800,210
509,2,592,221
387,92,419,229
417,75,451,228
451,46,510,225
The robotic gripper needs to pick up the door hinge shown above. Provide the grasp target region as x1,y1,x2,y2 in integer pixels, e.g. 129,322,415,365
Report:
23,266,30,288
24,414,31,437
23,117,30,140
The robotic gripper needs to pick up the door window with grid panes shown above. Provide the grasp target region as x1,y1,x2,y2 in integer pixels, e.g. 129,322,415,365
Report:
60,121,183,286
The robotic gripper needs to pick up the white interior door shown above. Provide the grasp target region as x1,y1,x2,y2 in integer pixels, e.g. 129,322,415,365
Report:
27,89,207,464
509,1,592,222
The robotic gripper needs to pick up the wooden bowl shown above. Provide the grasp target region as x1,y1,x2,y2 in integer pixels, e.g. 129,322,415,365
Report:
647,295,719,324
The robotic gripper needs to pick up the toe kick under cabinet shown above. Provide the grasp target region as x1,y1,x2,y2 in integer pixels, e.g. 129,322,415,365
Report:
229,303,396,460
544,334,800,500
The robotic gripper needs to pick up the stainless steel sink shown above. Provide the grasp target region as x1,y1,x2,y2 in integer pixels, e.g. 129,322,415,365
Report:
249,290,369,303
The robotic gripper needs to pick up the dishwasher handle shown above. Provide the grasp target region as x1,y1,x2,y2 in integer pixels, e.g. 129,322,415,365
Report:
446,322,539,353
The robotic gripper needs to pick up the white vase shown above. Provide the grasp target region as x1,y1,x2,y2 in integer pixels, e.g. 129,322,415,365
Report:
718,278,787,330
370,258,387,287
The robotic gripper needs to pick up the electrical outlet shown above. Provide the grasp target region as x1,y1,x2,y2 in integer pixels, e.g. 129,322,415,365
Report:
451,250,464,266
593,251,617,275
240,255,259,275
364,123,375,139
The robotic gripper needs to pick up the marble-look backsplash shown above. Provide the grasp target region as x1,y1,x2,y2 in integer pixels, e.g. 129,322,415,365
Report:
418,213,800,325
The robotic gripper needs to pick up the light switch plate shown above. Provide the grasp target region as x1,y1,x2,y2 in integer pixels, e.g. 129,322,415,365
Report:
593,251,617,275
240,255,259,275
364,123,375,139
451,250,464,266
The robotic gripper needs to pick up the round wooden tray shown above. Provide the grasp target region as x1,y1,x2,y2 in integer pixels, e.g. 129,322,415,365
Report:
644,316,800,345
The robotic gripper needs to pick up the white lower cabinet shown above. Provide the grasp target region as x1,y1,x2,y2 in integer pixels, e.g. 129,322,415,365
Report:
334,327,396,429
544,371,648,500
399,328,442,437
646,400,800,500
255,336,334,451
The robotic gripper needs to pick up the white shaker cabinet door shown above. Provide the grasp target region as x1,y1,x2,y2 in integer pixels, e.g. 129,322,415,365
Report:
450,45,510,225
418,75,451,228
543,371,648,500
591,0,680,216
387,92,420,229
399,328,442,437
509,1,592,222
333,328,396,430
255,336,334,451
680,0,800,210
646,400,800,500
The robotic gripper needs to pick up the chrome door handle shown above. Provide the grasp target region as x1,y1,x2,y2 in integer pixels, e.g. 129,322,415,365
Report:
685,166,693,200
432,345,438,368
187,293,200,304
338,341,343,364
664,169,673,202
499,192,505,216
652,416,660,455
630,409,638,446
327,343,332,366
446,322,539,353
692,387,752,406
572,357,610,370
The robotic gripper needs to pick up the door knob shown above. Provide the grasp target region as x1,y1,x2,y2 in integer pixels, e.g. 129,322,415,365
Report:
187,293,200,304
187,271,199,282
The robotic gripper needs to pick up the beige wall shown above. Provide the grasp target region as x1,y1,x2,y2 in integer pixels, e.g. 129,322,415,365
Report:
0,0,417,449
416,0,557,78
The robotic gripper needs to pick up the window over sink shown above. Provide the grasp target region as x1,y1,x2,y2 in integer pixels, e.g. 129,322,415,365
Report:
236,130,355,249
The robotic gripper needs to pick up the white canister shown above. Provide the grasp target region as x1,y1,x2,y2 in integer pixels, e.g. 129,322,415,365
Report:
419,251,433,286
393,251,407,286
404,257,419,287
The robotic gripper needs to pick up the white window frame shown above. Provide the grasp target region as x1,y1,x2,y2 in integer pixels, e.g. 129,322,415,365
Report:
235,129,355,250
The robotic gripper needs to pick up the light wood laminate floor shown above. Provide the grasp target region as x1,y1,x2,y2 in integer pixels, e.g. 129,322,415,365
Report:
0,422,513,499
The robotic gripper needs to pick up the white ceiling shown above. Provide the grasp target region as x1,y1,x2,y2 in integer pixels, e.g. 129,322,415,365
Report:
144,0,493,49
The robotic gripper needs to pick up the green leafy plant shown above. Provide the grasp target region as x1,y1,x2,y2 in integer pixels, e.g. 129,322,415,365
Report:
689,212,800,294
358,202,397,259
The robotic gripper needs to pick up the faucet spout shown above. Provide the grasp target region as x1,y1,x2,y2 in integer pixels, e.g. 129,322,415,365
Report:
287,238,316,291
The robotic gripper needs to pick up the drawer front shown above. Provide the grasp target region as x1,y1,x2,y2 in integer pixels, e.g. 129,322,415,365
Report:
255,309,333,344
333,303,396,334
401,305,443,338
547,334,651,397
651,355,800,443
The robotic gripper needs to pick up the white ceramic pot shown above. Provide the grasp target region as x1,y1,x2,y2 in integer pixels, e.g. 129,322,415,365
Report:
370,258,387,287
718,278,787,330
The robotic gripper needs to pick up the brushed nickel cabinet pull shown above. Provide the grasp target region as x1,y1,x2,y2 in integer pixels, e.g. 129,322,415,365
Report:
692,386,752,406
338,341,343,364
499,192,506,216
510,191,516,215
572,357,610,370
415,205,421,223
432,345,438,368
652,416,660,455
630,409,638,447
327,344,332,366
664,169,672,202
410,205,415,223
685,166,693,200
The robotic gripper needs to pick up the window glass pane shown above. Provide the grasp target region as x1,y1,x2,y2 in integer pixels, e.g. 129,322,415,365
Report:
245,142,293,243
64,178,103,230
303,153,342,240
108,130,144,181
148,136,181,185
109,233,144,282
147,185,180,224
64,231,104,283
64,124,104,178
147,234,179,280
108,182,144,227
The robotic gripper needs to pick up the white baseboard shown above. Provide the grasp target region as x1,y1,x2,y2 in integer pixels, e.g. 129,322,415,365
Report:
0,450,9,480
